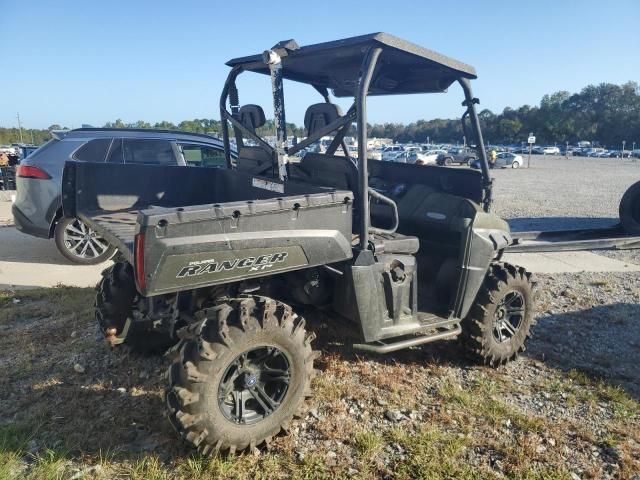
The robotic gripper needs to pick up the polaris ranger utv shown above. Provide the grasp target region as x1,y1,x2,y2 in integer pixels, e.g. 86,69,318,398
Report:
62,33,537,454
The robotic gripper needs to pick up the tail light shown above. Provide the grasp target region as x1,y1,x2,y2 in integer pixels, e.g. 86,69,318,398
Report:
134,233,146,292
16,165,51,179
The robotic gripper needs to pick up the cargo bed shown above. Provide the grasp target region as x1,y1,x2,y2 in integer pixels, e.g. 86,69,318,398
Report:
62,162,355,295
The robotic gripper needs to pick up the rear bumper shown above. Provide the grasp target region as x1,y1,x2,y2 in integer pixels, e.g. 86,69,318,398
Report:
11,204,50,238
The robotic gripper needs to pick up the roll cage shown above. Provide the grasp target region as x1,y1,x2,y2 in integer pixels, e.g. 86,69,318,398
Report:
219,33,492,250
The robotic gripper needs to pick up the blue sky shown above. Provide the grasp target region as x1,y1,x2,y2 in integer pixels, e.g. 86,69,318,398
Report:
1,0,638,129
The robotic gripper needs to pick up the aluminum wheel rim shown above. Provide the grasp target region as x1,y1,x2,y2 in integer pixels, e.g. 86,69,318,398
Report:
492,291,525,343
218,346,291,425
63,219,109,259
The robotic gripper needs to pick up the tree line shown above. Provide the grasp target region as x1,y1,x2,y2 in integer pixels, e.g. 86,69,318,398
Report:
1,82,638,148
369,81,640,147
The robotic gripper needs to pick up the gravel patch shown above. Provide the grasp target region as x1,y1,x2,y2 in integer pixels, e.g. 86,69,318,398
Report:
490,156,640,401
491,155,640,231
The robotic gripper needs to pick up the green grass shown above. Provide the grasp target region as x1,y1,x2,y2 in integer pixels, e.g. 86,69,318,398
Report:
26,449,70,480
568,369,639,420
390,426,481,480
1,285,638,479
437,379,473,406
353,431,383,458
0,451,23,480
436,379,546,434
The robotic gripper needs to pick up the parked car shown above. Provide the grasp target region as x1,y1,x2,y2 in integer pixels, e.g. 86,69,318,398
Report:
437,146,476,166
368,148,383,161
586,148,606,157
531,146,544,154
608,150,632,158
381,144,405,161
390,150,435,165
471,152,523,170
421,149,447,165
542,146,560,155
495,152,524,168
13,128,231,264
0,145,16,156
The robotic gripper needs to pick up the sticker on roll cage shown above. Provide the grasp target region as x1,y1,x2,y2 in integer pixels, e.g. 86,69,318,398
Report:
252,177,284,193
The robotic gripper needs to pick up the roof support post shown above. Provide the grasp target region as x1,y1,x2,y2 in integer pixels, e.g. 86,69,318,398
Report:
357,47,382,250
220,66,242,169
459,77,492,212
264,49,288,180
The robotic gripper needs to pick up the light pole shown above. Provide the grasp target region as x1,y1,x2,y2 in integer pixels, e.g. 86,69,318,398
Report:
16,113,23,143
622,140,626,159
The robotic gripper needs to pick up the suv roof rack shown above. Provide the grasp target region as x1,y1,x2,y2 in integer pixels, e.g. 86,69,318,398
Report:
67,128,223,142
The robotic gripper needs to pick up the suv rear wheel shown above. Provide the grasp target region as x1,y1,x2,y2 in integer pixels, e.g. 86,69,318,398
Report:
54,217,116,265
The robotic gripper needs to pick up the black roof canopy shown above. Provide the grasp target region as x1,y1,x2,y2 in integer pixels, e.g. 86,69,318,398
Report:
226,33,477,97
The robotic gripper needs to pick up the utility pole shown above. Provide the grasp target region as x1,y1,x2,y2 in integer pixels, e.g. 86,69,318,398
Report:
30,130,35,144
16,113,24,143
622,140,626,159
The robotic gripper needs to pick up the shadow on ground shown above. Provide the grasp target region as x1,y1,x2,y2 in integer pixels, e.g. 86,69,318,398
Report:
0,226,74,266
523,302,640,400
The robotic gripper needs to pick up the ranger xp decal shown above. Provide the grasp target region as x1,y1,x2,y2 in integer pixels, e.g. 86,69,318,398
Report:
177,252,289,278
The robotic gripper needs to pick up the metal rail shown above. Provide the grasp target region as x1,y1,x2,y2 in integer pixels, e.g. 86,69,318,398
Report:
508,226,640,252
353,324,461,354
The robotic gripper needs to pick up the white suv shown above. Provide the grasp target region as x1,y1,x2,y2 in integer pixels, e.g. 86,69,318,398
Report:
381,145,404,161
542,146,560,155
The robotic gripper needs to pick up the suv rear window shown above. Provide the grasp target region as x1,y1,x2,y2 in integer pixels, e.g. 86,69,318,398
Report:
179,143,225,168
123,139,176,165
73,138,112,162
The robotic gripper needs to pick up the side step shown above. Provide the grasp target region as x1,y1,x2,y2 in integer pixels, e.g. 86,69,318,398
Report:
353,321,461,354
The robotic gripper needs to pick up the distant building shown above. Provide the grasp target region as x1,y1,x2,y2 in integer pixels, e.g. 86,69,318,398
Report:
367,137,393,148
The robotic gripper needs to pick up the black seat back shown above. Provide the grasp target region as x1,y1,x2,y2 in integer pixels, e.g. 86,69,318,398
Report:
237,146,273,175
237,104,266,132
300,153,359,199
304,103,342,136
235,104,272,174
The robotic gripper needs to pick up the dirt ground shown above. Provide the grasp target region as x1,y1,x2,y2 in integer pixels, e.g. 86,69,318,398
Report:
1,157,640,479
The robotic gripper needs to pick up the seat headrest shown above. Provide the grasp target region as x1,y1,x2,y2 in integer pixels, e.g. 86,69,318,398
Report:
304,103,342,136
238,104,266,132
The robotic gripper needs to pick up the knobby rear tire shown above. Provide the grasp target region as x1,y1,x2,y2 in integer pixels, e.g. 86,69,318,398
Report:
165,296,319,454
95,262,174,354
